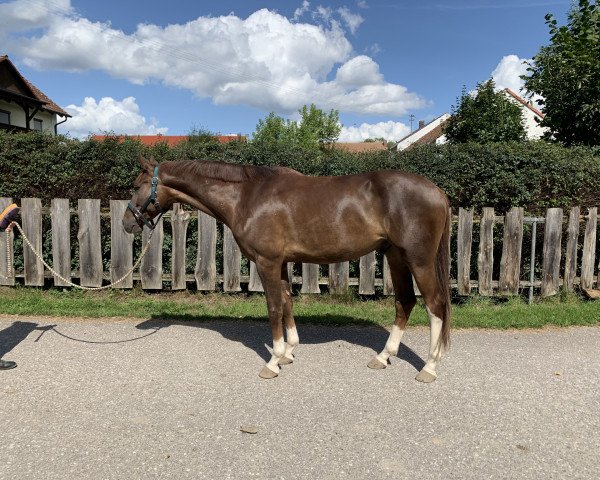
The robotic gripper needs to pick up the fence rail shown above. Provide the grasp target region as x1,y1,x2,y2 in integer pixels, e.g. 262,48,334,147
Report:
1,198,599,299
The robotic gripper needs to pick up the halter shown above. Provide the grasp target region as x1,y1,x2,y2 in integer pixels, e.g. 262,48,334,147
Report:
127,165,165,230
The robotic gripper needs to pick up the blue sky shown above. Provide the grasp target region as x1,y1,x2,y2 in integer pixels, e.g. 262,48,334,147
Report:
0,0,570,140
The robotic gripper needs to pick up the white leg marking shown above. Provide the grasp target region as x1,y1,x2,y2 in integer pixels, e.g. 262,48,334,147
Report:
284,326,299,360
423,306,443,377
266,338,285,374
376,324,405,364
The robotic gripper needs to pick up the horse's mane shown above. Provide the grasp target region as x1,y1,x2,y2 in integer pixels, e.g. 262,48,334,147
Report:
167,160,285,183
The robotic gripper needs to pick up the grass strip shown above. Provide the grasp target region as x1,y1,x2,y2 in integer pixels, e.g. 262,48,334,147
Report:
0,287,598,329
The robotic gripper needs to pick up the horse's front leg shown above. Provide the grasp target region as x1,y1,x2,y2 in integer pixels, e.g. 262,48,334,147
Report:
256,259,286,379
278,263,298,366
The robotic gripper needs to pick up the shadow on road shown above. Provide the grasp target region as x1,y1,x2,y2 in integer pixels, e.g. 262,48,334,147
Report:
0,321,39,358
136,314,425,372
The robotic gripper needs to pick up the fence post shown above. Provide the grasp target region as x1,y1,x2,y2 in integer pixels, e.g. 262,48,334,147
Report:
51,198,71,287
195,212,216,291
171,203,191,290
0,197,15,286
563,207,580,291
499,207,524,295
301,264,320,294
457,208,473,295
359,252,376,295
22,198,44,286
477,207,494,296
248,262,264,292
581,207,598,290
541,208,563,297
140,218,164,290
78,199,103,287
528,219,538,304
382,257,394,295
329,262,349,294
223,225,241,292
110,200,133,288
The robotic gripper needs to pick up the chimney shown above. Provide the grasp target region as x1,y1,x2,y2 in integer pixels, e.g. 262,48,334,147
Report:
418,120,425,130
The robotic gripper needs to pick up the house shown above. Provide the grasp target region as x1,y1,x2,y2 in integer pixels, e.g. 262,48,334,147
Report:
0,55,70,134
394,114,451,151
503,88,546,140
395,89,547,151
91,134,247,146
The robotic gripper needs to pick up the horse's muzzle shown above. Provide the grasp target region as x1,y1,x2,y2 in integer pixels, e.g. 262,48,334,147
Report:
122,210,143,234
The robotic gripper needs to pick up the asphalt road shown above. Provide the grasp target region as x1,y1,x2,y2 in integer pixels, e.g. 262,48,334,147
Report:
1,315,598,480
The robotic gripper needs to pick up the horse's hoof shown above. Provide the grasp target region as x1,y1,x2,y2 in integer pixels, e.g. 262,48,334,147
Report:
259,366,279,379
367,357,386,370
278,355,293,365
415,369,437,383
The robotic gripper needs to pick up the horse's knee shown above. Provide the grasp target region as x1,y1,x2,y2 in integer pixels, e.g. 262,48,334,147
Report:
267,305,284,322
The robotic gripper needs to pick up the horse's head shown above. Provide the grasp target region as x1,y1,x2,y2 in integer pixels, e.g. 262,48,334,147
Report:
123,156,168,234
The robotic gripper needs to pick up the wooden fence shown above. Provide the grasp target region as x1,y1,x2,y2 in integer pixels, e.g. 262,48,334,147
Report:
1,198,599,299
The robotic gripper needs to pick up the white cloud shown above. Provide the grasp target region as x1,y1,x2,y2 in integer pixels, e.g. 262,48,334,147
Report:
336,55,383,86
490,54,544,107
339,121,410,142
293,1,311,21
313,6,334,23
0,0,72,37
4,0,425,117
338,7,364,35
60,96,168,138
491,54,529,93
365,43,381,55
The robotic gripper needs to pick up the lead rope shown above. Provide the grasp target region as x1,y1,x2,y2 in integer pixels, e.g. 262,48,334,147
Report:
4,221,155,290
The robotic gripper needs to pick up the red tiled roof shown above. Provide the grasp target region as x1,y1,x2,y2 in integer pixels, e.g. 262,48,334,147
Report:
92,134,246,146
0,55,70,117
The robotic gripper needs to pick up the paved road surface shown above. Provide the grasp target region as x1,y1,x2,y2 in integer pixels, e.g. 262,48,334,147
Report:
1,315,598,479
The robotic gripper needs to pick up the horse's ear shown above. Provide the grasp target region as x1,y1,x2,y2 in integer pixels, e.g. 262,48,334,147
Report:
138,155,157,173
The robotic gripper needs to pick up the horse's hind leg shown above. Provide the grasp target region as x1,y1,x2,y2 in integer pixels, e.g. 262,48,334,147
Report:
411,264,448,383
368,247,416,370
255,258,286,379
279,263,298,366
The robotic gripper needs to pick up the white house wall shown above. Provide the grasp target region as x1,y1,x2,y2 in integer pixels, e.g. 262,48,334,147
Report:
520,107,546,140
0,100,58,133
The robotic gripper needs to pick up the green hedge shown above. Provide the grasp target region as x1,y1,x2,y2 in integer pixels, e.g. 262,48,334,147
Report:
1,131,599,213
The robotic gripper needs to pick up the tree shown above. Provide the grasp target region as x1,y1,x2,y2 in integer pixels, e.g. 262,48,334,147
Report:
251,112,296,148
252,104,341,150
523,0,600,146
444,79,526,144
297,104,341,147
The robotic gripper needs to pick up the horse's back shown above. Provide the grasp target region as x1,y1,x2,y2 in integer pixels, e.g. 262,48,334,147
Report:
259,169,448,222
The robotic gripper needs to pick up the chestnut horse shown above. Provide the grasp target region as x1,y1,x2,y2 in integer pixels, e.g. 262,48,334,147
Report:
123,157,451,382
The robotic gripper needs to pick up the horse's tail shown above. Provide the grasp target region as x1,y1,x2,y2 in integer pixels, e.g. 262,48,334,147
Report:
435,202,452,350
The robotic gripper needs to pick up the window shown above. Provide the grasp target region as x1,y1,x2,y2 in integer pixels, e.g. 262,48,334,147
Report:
33,118,43,131
0,109,10,125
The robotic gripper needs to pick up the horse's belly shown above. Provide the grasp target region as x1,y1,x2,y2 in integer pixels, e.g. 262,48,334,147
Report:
285,234,385,263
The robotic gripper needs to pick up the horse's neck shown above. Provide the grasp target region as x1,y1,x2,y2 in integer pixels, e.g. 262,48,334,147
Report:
165,173,243,226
